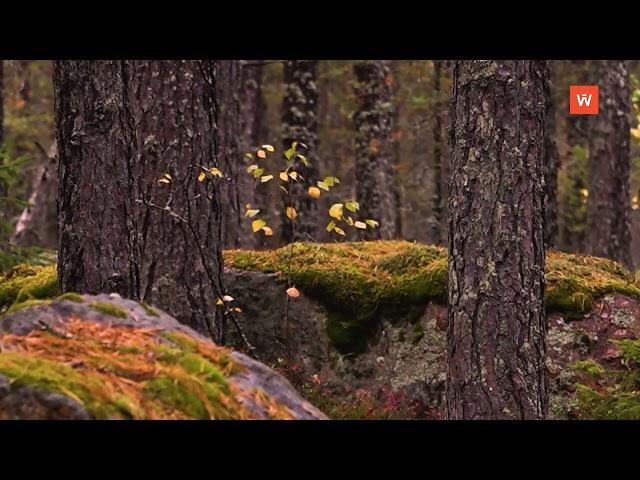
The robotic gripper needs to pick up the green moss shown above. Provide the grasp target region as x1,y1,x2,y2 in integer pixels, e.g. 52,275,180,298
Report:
0,320,259,419
0,265,57,311
56,292,84,303
0,352,136,419
89,302,129,319
545,250,640,317
6,298,51,313
226,242,640,352
139,301,159,317
227,241,447,353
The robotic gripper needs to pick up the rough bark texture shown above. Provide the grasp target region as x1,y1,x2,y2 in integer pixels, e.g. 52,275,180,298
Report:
54,60,225,339
431,60,444,245
447,60,548,419
11,142,58,249
353,60,398,240
281,60,319,243
587,60,632,269
543,62,559,249
559,61,590,254
216,60,261,249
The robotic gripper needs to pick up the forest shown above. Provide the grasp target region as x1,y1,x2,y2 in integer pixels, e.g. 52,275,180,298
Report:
0,59,639,420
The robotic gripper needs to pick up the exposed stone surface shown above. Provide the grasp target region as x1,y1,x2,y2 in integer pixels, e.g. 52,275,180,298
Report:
224,266,640,419
0,294,326,420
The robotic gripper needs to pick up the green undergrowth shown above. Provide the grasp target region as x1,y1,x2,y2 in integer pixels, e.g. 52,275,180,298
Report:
226,241,640,352
572,340,640,419
0,319,293,419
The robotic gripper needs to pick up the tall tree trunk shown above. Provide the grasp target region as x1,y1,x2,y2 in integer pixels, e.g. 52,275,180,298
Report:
353,60,398,240
390,61,403,238
281,60,319,243
239,61,266,248
587,60,632,268
55,60,225,339
431,60,444,245
543,62,559,249
559,61,590,253
216,60,261,249
447,60,548,420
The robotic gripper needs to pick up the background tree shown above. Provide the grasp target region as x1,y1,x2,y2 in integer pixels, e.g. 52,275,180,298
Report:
447,60,548,420
353,60,398,240
280,60,319,243
431,60,445,245
543,61,560,248
586,60,632,268
54,60,225,338
216,60,260,249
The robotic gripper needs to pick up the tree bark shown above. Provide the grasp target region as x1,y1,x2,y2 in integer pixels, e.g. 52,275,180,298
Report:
543,62,559,249
559,60,590,253
353,60,398,240
431,60,444,245
587,60,632,268
281,60,319,243
55,60,225,339
216,60,262,249
447,60,548,420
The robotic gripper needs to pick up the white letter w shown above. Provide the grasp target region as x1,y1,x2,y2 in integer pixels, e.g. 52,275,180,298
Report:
576,93,592,107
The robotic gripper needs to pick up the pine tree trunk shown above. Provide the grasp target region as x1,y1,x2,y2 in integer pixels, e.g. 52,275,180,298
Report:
216,60,259,249
447,60,548,420
543,62,559,249
353,60,398,240
55,60,225,339
431,60,444,245
281,60,319,243
559,61,590,253
587,60,632,268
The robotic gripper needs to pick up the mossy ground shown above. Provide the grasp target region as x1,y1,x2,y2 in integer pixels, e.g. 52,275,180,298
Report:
226,241,640,351
0,318,293,419
571,340,640,419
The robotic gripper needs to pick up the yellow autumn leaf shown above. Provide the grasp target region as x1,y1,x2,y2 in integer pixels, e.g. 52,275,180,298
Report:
329,203,344,220
198,172,207,182
279,172,289,181
286,207,297,220
354,221,367,229
334,227,346,236
245,208,260,218
289,171,298,180
261,175,274,183
257,149,267,159
252,219,267,232
210,167,223,178
262,226,273,236
262,144,275,152
308,186,321,199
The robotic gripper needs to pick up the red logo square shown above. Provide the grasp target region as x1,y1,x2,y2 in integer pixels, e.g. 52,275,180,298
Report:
570,85,599,115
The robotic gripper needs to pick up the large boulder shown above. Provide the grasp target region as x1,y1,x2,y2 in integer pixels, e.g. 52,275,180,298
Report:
0,292,326,420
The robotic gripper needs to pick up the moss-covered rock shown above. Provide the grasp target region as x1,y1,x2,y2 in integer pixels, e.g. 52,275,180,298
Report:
0,295,326,420
0,264,57,313
226,241,640,350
